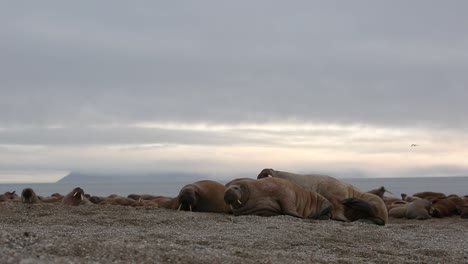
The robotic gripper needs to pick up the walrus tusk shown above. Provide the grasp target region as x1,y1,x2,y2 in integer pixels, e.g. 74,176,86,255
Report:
189,204,192,212
74,192,78,196
237,200,242,205
230,205,234,211
267,174,273,177
80,194,84,201
178,204,182,211
386,189,394,195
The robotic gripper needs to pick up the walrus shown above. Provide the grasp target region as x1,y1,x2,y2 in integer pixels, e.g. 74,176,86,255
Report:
430,198,458,218
367,186,392,199
21,188,40,204
412,191,446,201
98,196,143,206
388,199,432,220
0,191,20,203
39,194,63,204
62,187,92,206
401,193,421,202
224,177,332,219
175,180,230,213
258,168,388,225
127,194,161,201
460,204,468,219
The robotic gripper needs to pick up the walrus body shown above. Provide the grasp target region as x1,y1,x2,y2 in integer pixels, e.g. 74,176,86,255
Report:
39,193,63,204
127,194,161,201
224,177,332,219
412,192,446,201
258,168,388,225
430,199,458,218
176,180,230,213
62,188,92,206
21,188,40,204
388,199,432,220
0,191,20,203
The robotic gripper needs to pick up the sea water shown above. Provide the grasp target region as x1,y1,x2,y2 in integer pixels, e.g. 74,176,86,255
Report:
1,177,467,198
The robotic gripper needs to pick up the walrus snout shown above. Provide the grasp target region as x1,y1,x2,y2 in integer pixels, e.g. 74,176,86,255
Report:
21,188,34,203
178,189,198,211
224,186,242,206
257,168,275,179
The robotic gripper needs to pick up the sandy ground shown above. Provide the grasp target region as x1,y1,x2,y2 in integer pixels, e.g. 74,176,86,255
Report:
1,203,467,264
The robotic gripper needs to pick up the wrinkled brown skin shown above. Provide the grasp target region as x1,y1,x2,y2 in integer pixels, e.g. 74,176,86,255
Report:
258,168,388,225
99,196,144,206
388,199,432,220
127,194,161,201
39,194,63,204
412,192,446,201
382,197,405,211
62,188,92,206
175,180,231,213
21,188,41,204
430,199,458,218
0,191,20,203
224,177,332,219
152,196,179,209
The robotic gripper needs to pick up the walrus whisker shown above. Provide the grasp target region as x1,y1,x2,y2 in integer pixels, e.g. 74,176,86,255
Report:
237,200,242,205
178,204,182,211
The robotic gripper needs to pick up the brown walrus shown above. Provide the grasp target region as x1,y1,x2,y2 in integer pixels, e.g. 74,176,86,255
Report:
412,191,446,201
401,193,421,202
388,199,432,220
39,194,64,204
127,194,161,201
224,177,332,219
62,187,92,206
367,186,392,199
175,180,230,213
0,191,20,203
258,168,388,225
430,198,458,218
21,188,40,204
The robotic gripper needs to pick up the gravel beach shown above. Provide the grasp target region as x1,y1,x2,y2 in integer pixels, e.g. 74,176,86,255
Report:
1,203,467,264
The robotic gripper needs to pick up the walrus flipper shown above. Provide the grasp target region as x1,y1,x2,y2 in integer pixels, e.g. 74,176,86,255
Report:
343,198,385,226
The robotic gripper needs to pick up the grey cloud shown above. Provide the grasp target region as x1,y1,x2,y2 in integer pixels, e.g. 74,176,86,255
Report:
1,1,468,128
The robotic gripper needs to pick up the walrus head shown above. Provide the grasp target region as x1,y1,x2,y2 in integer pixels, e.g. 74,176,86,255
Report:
5,191,19,200
71,187,85,201
224,184,247,210
177,187,198,212
21,188,37,204
257,168,276,179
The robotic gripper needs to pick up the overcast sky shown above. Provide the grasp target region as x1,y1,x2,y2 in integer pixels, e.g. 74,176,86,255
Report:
1,1,468,182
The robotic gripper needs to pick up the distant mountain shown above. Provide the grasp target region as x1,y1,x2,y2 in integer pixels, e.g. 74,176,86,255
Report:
56,171,211,183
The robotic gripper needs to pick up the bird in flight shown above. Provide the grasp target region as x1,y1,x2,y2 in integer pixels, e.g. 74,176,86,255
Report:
410,144,418,147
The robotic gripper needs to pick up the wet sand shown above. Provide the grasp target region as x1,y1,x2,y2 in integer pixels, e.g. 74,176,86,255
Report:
1,203,467,264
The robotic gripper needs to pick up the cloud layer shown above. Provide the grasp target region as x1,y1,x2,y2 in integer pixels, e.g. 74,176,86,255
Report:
1,1,468,181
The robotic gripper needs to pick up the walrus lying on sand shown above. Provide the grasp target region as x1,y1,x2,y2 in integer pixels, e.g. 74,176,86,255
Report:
62,188,92,206
430,199,458,218
176,180,230,213
0,191,19,203
224,177,332,219
258,168,388,225
388,199,432,220
21,188,40,204
412,192,446,201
